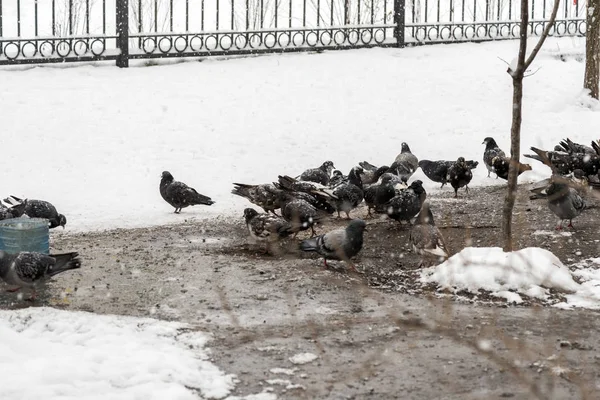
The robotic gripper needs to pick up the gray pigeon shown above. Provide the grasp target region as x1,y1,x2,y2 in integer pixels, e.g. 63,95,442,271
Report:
378,180,426,224
299,219,367,272
409,201,449,267
243,208,294,253
0,251,81,300
357,161,390,185
446,157,473,198
546,174,586,229
299,161,335,185
392,143,419,183
5,196,66,229
280,193,329,237
482,137,506,178
160,171,215,213
0,200,27,221
232,183,283,214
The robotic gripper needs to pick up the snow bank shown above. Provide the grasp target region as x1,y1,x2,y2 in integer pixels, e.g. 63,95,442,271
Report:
420,247,580,304
0,307,235,399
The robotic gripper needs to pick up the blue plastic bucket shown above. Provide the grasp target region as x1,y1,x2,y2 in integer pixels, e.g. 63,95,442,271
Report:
0,217,50,254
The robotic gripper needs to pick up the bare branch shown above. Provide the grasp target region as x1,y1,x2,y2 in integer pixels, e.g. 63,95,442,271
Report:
497,56,510,67
524,0,561,70
524,67,542,78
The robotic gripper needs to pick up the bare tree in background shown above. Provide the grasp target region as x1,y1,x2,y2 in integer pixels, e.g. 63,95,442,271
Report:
584,0,600,99
502,0,560,252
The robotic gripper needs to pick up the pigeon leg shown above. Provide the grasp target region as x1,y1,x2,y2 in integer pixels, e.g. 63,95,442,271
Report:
336,211,341,219
465,186,470,194
27,290,37,302
454,188,458,198
174,208,180,214
323,258,329,269
345,211,351,220
567,220,575,229
440,183,445,189
5,287,21,293
347,263,361,274
310,225,317,237
366,207,373,218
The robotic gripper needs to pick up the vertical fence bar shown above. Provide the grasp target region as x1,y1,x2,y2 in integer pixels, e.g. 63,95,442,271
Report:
344,0,348,25
330,0,333,25
496,0,499,20
372,0,375,24
275,0,278,27
86,0,90,33
316,0,319,26
102,0,106,34
202,0,205,30
186,0,189,31
303,0,306,25
485,0,489,21
17,0,21,36
217,0,220,30
436,0,440,23
231,0,234,29
69,0,73,35
384,0,388,23
461,0,465,21
154,0,158,31
289,0,292,27
509,0,512,20
563,0,567,18
424,0,427,23
0,0,3,37
52,0,56,35
170,0,174,31
450,0,453,21
35,0,38,36
472,0,475,22
260,0,263,28
358,0,361,24
116,0,129,67
246,0,249,29
394,0,405,46
531,0,534,20
138,0,142,32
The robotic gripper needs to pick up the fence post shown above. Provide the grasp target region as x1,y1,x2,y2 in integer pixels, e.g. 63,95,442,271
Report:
393,0,405,47
116,0,129,68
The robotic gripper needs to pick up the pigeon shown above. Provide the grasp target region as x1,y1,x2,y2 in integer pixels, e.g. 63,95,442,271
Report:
490,156,532,181
0,200,27,221
299,219,367,272
4,196,66,229
328,170,348,188
232,183,283,214
357,161,390,185
299,161,335,186
0,251,81,300
312,167,364,219
482,137,508,178
529,170,590,200
546,174,586,230
275,175,336,214
524,146,600,177
379,180,427,224
160,171,215,213
363,174,407,217
409,201,449,267
392,143,419,183
280,193,329,237
419,159,479,188
446,157,473,197
243,208,294,253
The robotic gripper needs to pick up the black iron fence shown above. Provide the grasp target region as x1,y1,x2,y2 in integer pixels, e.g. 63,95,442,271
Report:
0,0,587,66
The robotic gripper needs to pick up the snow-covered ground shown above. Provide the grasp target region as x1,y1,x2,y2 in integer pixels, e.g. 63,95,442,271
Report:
0,307,274,399
1,36,598,232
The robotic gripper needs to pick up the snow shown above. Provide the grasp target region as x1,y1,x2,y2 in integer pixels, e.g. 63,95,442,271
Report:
288,352,318,364
0,307,237,399
420,247,581,304
555,258,600,310
1,37,599,232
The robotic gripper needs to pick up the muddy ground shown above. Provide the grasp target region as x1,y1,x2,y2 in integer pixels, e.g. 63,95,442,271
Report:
2,183,600,399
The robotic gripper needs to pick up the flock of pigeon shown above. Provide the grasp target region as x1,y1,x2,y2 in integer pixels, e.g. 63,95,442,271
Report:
0,136,597,300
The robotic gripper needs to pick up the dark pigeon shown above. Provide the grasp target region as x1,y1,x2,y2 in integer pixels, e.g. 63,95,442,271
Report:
280,193,329,237
482,137,506,178
243,208,294,254
328,170,349,188
409,201,450,267
275,175,335,214
160,171,215,213
5,196,66,229
491,156,532,180
379,180,427,224
0,250,81,300
363,174,407,217
232,183,283,214
299,219,367,272
392,143,419,183
546,174,586,230
419,159,479,188
313,167,364,219
446,157,473,198
524,146,600,177
556,138,596,155
0,199,27,221
299,161,335,186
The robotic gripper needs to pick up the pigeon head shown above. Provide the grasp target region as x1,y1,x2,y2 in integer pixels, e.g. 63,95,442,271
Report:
348,167,364,187
243,208,259,223
161,171,174,182
482,137,498,149
456,157,467,167
409,180,426,195
346,219,367,234
58,214,67,229
320,161,335,174
415,201,435,226
401,142,412,154
332,170,344,178
375,165,390,179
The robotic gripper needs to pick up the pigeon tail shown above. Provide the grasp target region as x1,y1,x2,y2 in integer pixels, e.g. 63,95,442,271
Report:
191,191,215,206
47,252,82,277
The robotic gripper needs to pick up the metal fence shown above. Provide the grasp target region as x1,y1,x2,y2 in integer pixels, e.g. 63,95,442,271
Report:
0,0,587,66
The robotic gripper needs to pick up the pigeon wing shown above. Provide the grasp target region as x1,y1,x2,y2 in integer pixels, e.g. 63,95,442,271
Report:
13,252,54,283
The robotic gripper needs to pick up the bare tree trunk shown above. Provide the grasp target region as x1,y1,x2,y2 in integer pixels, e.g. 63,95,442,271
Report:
584,0,600,99
502,0,561,252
